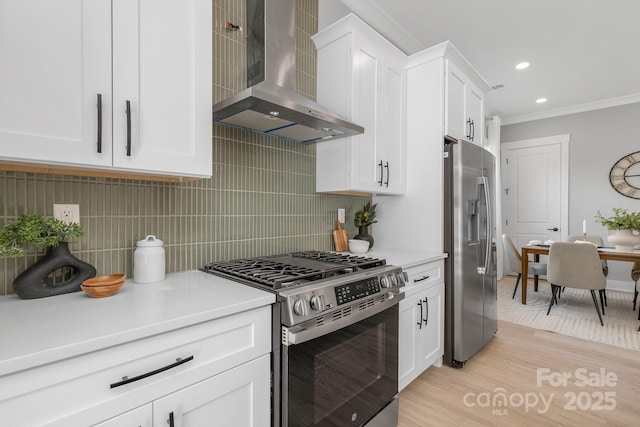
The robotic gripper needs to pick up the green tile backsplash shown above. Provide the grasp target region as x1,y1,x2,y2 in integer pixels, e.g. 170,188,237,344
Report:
0,0,369,295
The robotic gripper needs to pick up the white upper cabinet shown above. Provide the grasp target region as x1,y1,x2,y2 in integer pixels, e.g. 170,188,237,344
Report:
0,0,212,179
111,0,211,177
373,42,489,252
445,60,485,145
0,0,113,167
313,14,406,195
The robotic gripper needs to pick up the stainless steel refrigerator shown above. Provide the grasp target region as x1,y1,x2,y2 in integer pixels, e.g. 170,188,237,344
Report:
443,136,497,367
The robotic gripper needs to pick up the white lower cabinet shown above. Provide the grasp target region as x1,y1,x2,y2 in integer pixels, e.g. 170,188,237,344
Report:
2,306,272,427
153,355,270,427
91,356,270,427
398,261,444,391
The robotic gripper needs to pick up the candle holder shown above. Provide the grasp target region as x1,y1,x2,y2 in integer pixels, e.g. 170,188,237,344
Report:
583,232,587,241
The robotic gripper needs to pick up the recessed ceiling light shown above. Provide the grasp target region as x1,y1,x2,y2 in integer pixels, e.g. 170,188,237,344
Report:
515,62,530,70
536,98,548,104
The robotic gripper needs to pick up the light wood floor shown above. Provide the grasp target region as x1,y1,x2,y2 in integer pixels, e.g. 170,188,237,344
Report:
398,320,640,426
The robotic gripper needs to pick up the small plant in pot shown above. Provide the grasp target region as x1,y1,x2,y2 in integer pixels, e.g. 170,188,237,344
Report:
0,214,96,299
595,208,640,251
353,201,377,249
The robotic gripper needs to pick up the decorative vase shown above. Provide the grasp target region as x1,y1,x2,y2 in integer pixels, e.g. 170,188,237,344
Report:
607,229,640,252
12,242,97,299
354,226,374,249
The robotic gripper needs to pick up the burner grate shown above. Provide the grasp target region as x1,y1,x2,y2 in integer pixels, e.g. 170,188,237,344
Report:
202,258,328,289
290,251,385,270
201,251,386,290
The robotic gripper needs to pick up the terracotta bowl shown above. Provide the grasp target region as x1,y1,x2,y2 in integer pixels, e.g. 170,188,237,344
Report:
81,274,126,298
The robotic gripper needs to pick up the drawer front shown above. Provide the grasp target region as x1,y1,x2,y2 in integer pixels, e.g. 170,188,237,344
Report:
1,306,271,427
403,260,443,297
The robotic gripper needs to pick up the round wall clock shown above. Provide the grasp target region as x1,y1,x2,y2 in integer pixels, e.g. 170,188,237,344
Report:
609,151,640,199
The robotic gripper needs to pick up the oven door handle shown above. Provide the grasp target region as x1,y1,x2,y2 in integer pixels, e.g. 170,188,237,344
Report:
282,291,404,346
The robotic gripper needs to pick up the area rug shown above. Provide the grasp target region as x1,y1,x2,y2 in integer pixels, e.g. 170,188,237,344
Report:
498,276,640,351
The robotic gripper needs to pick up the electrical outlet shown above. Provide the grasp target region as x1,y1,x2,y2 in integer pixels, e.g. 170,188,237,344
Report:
53,204,80,224
338,208,346,224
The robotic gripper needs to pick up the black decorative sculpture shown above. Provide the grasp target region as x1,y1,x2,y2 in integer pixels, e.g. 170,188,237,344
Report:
12,242,96,299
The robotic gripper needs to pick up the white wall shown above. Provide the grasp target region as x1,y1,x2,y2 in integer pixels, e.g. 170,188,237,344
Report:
318,0,351,30
501,102,640,291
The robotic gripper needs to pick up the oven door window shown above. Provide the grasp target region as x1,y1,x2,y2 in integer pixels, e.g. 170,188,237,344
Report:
286,305,398,426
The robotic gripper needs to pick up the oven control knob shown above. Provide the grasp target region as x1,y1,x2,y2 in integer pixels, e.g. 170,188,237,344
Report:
310,295,326,311
380,276,390,288
395,273,406,285
293,298,309,316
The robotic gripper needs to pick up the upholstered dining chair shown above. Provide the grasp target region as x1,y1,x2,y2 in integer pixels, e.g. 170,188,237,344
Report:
502,234,547,299
567,234,608,277
566,234,608,308
546,242,607,326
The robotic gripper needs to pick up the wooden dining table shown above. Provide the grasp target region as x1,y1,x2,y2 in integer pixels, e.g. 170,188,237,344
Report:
520,244,640,304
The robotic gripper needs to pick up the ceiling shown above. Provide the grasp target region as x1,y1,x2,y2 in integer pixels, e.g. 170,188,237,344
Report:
339,0,640,124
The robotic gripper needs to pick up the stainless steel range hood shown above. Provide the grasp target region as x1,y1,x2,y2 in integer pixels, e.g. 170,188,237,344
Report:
213,0,364,143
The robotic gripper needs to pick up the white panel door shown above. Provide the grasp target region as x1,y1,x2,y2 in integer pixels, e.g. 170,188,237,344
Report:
466,83,483,144
502,136,569,251
351,33,381,191
112,0,212,177
419,282,444,369
0,0,112,166
380,55,405,193
445,61,467,141
398,292,420,391
153,355,271,427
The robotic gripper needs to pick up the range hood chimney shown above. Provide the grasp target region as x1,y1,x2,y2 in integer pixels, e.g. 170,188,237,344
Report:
213,0,364,143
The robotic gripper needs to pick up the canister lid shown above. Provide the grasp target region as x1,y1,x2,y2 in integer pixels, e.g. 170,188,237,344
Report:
136,235,163,247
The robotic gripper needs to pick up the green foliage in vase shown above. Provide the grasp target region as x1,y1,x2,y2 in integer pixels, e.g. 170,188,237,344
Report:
595,208,640,231
354,201,378,228
0,214,84,257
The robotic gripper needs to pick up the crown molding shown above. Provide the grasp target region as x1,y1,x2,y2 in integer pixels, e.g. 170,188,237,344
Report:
501,93,640,125
339,0,423,54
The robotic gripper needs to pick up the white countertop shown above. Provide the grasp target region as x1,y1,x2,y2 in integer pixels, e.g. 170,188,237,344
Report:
0,270,274,376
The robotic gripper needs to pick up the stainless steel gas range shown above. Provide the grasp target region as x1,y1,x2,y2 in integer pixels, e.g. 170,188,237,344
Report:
201,251,406,427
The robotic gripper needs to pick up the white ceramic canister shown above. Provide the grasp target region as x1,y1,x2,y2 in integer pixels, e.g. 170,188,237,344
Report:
133,235,166,283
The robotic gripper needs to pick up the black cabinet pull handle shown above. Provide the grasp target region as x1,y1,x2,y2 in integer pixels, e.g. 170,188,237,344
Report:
378,160,383,186
414,275,430,283
125,100,132,156
97,94,102,153
417,300,423,329
466,118,471,139
109,355,194,388
169,411,175,427
423,296,429,326
547,227,559,231
384,162,389,187
471,119,475,141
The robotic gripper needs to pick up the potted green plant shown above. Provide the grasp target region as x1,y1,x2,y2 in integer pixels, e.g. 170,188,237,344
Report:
353,201,377,248
0,214,95,299
595,208,640,251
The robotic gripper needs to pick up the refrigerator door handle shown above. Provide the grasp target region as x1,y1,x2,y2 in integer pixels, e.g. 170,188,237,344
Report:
477,176,491,275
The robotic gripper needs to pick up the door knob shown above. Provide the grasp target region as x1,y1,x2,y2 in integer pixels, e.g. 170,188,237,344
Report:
547,227,559,231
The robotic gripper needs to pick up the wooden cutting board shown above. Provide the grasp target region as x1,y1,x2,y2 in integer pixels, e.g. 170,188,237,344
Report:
333,220,349,252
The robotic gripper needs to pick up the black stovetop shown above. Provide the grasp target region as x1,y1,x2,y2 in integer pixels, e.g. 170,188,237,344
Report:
201,251,385,290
